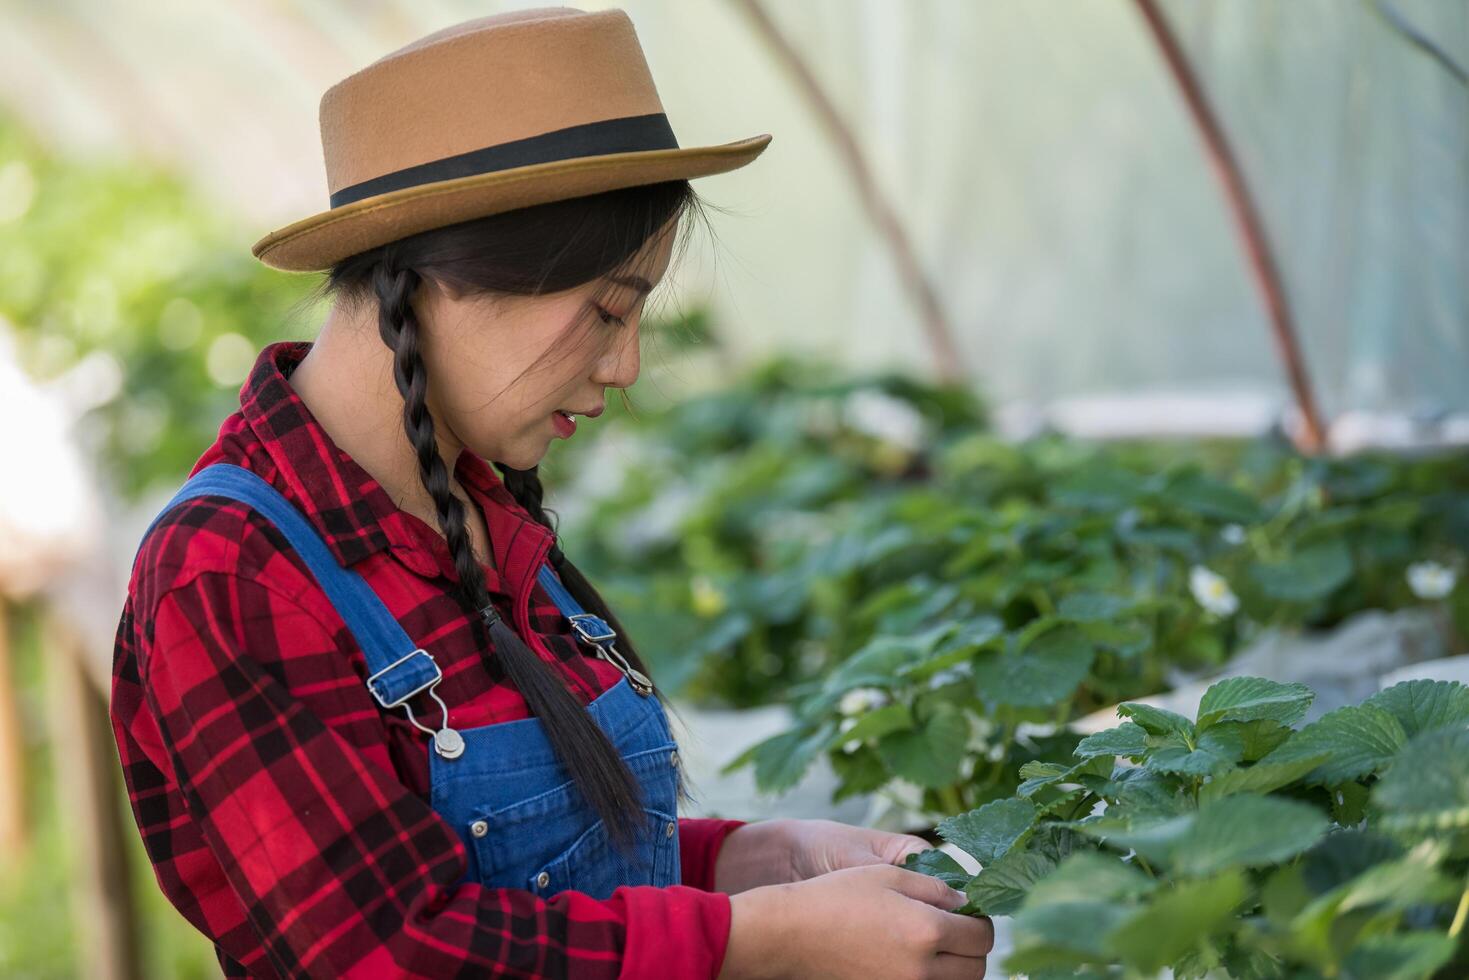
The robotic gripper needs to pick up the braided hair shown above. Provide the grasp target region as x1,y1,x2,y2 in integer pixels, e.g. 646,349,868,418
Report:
309,181,715,854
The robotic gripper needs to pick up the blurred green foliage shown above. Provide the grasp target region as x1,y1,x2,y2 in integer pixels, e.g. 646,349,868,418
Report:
546,354,988,704
544,353,1469,821
0,112,317,500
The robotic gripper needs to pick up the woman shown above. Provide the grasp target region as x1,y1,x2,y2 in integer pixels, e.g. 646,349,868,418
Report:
109,7,994,978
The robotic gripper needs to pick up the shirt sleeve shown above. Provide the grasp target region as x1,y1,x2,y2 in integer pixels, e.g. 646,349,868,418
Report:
677,818,749,891
138,570,733,980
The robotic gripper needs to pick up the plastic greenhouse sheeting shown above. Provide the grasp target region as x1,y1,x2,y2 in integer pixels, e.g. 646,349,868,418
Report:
0,0,1463,423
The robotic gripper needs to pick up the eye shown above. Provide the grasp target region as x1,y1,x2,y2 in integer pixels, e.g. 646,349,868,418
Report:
596,306,627,327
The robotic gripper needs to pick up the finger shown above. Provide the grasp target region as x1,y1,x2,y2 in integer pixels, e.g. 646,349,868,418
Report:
888,834,936,864
931,952,988,980
881,865,968,910
932,911,994,957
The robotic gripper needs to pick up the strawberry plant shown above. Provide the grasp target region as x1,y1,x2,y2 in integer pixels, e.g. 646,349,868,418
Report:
721,435,1466,814
906,676,1469,978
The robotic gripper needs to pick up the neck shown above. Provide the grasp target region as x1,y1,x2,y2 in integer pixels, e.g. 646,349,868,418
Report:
289,304,471,528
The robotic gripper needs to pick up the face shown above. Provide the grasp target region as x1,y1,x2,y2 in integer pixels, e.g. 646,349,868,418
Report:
415,217,678,470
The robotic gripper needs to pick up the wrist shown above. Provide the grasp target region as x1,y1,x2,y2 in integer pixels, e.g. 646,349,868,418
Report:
713,818,797,894
718,883,793,980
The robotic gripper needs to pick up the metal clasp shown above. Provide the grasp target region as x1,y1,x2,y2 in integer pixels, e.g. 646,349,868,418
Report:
366,648,464,759
567,613,617,645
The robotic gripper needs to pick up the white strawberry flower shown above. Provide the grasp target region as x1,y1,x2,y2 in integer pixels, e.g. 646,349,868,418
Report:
925,664,973,690
1407,561,1457,600
1189,565,1239,616
839,716,859,734
838,686,889,717
842,389,926,451
1220,523,1247,546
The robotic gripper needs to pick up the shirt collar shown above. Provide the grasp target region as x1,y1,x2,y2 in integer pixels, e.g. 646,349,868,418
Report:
235,341,555,600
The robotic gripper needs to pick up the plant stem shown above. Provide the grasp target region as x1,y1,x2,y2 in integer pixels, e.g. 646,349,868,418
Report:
939,785,965,815
1449,877,1469,939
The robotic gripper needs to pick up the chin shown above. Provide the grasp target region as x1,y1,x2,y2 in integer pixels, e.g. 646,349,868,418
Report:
499,445,548,471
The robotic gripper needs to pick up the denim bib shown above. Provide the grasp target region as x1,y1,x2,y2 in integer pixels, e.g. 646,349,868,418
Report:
145,462,682,900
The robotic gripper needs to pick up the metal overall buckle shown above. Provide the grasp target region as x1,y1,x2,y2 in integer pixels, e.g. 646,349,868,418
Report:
567,614,655,697
365,648,465,759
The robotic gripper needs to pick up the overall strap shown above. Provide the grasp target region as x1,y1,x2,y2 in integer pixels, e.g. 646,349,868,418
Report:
535,564,653,696
141,462,466,758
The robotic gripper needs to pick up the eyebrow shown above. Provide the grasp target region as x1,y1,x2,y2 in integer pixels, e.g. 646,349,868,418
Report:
606,274,654,295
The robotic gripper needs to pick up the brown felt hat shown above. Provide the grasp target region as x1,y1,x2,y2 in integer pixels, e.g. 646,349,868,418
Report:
251,5,773,272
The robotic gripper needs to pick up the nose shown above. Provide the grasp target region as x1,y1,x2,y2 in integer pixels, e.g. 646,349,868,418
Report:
592,319,640,389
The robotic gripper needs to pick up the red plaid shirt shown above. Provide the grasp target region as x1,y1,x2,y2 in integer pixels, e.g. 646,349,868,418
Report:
109,341,747,979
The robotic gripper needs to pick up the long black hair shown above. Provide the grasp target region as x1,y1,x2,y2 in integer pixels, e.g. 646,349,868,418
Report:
299,180,724,853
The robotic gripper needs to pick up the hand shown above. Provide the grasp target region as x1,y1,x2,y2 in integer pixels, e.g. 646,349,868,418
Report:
715,818,934,893
717,864,993,980
782,817,934,881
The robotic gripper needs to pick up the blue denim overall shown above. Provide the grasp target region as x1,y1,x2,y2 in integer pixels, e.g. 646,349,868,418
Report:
146,463,682,900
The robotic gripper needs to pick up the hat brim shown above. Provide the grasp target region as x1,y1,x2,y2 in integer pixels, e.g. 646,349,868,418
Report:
251,133,773,272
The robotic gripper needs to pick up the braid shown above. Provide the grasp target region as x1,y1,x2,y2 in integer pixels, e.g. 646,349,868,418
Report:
496,463,692,808
372,263,648,853
375,265,485,611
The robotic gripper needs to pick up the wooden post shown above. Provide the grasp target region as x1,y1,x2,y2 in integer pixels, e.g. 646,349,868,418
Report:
0,597,28,858
730,0,967,384
1132,0,1328,454
43,610,143,980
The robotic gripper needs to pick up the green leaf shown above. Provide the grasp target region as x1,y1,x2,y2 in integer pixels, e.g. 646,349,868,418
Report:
1057,592,1131,622
963,848,1056,916
1374,726,1469,831
1009,901,1130,968
1249,540,1353,602
1342,933,1459,980
973,628,1095,707
1164,471,1263,524
902,615,1004,680
937,798,1038,865
1260,704,1408,786
1080,766,1194,820
1290,840,1458,955
1116,701,1195,740
1199,754,1329,804
1299,829,1404,896
1022,852,1156,908
1036,787,1090,820
1018,755,1112,797
1324,843,1457,912
822,636,914,693
1363,679,1469,738
829,702,913,746
1074,722,1149,760
1017,760,1069,783
829,743,889,799
901,848,969,888
1105,871,1247,972
1079,619,1152,658
1195,676,1315,730
1143,732,1241,778
1211,719,1294,761
1087,795,1328,876
748,723,836,793
874,705,969,789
